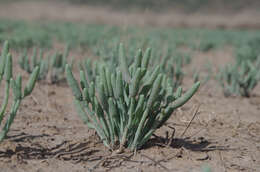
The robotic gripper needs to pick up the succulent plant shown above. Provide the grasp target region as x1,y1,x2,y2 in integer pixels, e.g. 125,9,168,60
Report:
160,49,185,91
18,45,73,83
66,45,200,151
236,37,260,64
217,60,260,97
82,44,186,91
0,41,39,142
50,45,74,84
19,47,49,80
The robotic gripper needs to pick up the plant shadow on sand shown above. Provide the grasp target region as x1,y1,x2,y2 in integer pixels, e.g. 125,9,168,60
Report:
0,132,101,162
0,130,231,159
0,130,236,171
142,133,230,153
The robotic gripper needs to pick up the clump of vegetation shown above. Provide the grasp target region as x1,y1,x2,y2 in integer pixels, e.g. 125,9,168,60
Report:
90,44,188,91
18,45,73,84
0,41,39,142
198,40,216,52
66,44,200,151
235,37,260,64
49,46,74,84
192,62,213,85
19,48,49,80
78,58,99,84
159,48,189,90
217,60,260,97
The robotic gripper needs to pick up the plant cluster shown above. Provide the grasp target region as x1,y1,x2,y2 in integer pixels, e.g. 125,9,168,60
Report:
235,37,260,64
0,41,39,142
86,44,188,91
217,60,260,97
159,48,188,90
3,20,260,54
19,48,48,80
49,46,74,84
218,36,260,97
66,43,200,151
18,45,73,83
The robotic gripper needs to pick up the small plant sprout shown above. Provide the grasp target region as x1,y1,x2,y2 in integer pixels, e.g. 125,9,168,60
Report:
66,45,200,152
0,41,39,142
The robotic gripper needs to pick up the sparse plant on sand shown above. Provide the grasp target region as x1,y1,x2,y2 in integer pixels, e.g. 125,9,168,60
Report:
49,46,74,84
0,41,39,142
19,45,73,83
217,60,260,97
66,44,200,151
19,47,49,80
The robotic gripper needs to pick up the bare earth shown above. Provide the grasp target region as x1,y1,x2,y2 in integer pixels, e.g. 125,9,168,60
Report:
0,1,260,172
0,1,260,29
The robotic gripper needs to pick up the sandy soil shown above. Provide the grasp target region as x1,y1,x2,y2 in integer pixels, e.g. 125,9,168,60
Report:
0,1,260,29
0,46,259,172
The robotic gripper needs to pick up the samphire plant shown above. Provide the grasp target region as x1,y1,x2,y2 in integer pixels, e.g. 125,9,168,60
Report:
159,49,185,91
19,45,73,83
217,60,260,97
66,44,200,151
0,41,39,142
82,44,186,91
19,47,49,80
50,45,74,84
235,37,260,64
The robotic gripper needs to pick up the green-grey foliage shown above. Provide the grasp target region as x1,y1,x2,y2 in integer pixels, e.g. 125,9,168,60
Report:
78,58,99,84
192,62,213,85
235,37,260,64
198,40,216,52
89,44,187,91
159,48,186,90
202,165,211,172
193,69,200,83
217,60,260,97
0,41,39,142
66,46,200,151
18,45,73,83
50,45,74,84
19,48,49,80
1,19,260,53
